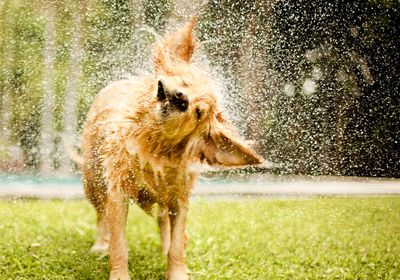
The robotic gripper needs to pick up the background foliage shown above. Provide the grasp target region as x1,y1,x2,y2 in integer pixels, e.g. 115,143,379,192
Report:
0,0,398,177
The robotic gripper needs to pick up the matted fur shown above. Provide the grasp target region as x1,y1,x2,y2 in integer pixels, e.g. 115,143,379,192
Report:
81,17,263,280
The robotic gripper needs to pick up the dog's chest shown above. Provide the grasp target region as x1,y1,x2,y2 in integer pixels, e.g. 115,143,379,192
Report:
121,156,194,203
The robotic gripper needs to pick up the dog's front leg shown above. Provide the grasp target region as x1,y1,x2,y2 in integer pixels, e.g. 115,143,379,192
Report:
158,207,171,256
167,200,189,280
108,190,130,280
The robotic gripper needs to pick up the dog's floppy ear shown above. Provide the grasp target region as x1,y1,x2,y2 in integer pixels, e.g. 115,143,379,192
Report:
200,129,263,167
154,16,197,74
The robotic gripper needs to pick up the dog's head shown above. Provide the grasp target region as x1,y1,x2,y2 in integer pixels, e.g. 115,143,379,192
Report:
141,17,263,167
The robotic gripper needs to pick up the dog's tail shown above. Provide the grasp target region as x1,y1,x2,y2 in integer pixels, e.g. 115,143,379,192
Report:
66,144,83,166
153,16,197,74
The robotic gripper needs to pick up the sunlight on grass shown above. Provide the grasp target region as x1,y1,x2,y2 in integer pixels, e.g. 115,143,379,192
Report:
0,197,399,279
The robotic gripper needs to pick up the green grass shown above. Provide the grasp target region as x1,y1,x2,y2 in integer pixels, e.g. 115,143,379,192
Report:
0,197,399,279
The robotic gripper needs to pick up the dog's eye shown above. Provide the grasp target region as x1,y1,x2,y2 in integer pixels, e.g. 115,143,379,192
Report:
157,80,166,101
195,107,202,120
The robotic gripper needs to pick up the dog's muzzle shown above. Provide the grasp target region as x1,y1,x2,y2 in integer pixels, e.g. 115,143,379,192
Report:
157,80,189,112
170,92,189,112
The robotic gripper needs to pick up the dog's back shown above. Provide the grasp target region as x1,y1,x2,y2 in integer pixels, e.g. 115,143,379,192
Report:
82,78,155,203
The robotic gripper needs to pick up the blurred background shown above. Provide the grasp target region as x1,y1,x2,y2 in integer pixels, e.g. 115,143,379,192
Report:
0,0,399,179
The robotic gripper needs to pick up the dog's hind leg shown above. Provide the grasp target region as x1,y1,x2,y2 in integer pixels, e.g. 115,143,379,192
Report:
90,205,110,255
84,172,110,255
136,190,171,255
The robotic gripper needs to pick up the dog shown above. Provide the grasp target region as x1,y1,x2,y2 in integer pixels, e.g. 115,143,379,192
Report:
80,17,263,280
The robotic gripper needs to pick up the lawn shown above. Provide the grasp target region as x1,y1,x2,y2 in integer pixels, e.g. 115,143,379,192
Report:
0,196,399,279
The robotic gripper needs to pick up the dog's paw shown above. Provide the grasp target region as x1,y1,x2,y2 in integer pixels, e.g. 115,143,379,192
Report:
166,265,189,280
109,270,131,280
89,241,109,256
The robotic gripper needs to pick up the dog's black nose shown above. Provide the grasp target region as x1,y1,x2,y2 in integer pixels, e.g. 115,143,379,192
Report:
171,92,189,111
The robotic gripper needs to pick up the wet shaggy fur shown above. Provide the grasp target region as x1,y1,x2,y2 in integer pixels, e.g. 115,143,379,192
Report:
81,17,263,280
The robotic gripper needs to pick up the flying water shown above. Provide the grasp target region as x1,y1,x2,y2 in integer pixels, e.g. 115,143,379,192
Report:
0,0,398,179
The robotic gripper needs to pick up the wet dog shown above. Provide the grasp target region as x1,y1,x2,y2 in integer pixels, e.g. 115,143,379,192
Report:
81,17,263,280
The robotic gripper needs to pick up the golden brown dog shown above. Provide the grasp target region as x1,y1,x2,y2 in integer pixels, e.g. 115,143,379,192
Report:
81,17,263,280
